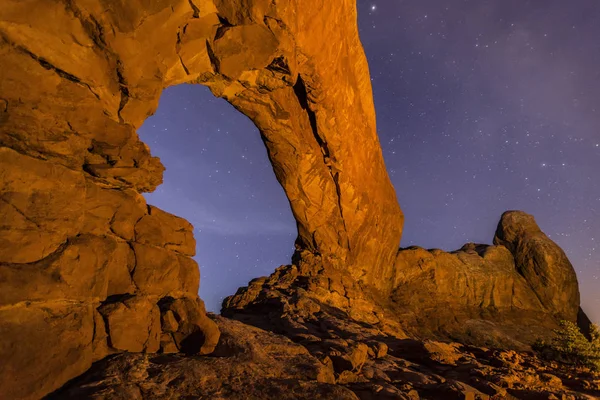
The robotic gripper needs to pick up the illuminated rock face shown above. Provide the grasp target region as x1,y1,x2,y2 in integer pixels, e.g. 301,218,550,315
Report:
223,211,584,351
0,0,403,397
1,2,586,399
493,210,581,320
389,212,583,347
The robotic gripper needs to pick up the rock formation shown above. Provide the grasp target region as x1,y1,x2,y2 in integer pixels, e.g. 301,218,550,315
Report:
493,211,581,320
222,211,584,350
389,211,583,348
0,0,401,398
0,170,220,399
0,0,593,399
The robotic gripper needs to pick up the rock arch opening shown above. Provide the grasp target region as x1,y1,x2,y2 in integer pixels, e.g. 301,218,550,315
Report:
138,83,296,311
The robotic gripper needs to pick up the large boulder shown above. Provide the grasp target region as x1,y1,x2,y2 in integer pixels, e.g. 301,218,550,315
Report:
158,297,221,355
134,205,196,256
98,296,162,353
388,211,584,347
494,210,580,321
130,243,200,297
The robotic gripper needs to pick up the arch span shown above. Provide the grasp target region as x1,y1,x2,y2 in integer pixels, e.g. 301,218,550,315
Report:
0,0,403,398
138,83,297,311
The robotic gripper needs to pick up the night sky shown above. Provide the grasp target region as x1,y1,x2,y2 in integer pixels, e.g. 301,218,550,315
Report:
140,0,600,323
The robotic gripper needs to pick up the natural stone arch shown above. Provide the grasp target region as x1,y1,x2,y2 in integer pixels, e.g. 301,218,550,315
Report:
0,0,403,398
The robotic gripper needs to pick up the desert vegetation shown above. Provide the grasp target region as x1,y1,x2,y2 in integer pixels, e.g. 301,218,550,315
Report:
534,321,600,372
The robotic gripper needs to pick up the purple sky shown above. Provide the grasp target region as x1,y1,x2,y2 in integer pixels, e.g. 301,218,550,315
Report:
140,0,600,322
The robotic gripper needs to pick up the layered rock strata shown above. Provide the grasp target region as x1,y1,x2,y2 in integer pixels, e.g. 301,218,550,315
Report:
0,0,403,286
0,0,402,398
0,169,220,399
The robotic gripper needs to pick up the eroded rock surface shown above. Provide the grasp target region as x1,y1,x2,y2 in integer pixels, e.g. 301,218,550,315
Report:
0,0,592,398
494,211,581,320
50,313,600,400
0,0,403,397
0,188,220,400
0,0,403,286
48,315,358,400
0,147,219,399
223,212,584,351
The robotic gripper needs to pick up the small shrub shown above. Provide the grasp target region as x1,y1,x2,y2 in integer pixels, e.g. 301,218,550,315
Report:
532,320,600,371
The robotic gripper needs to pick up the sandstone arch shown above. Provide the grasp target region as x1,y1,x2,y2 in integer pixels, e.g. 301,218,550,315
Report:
0,0,403,397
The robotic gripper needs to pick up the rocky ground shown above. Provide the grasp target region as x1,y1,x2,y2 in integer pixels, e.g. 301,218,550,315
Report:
48,312,599,400
48,212,599,400
48,299,600,400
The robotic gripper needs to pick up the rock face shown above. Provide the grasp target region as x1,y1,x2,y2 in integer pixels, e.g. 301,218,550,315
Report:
493,210,581,320
0,0,590,399
390,244,553,348
0,0,403,286
389,211,584,348
0,185,220,399
223,212,584,350
0,0,402,398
